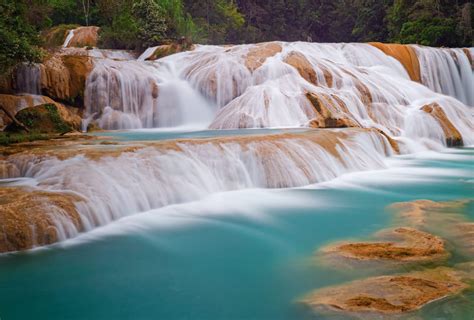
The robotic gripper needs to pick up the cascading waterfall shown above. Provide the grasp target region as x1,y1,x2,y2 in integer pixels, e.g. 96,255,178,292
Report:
63,29,75,48
414,46,473,106
3,129,392,236
83,42,472,147
83,53,216,130
15,63,41,95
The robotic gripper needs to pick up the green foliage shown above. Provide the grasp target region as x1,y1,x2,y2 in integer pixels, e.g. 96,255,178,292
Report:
0,0,43,74
132,0,168,49
0,132,50,146
7,104,72,134
399,17,458,46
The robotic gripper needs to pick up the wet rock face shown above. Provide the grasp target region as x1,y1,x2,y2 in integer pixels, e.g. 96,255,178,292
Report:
369,42,421,82
302,267,469,315
305,92,359,129
421,103,464,147
0,187,84,253
65,26,100,48
245,42,282,72
40,54,93,107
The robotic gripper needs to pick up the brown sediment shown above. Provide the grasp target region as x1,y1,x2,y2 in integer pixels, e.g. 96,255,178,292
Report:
302,267,468,315
245,42,282,72
421,103,464,147
0,187,85,253
369,43,421,82
323,227,448,263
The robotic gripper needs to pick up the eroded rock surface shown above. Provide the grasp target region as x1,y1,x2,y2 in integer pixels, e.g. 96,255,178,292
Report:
0,187,85,252
302,267,468,315
369,42,421,82
322,227,448,263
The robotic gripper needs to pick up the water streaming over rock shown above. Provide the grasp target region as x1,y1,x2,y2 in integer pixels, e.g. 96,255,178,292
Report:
15,63,41,95
414,46,473,106
83,42,473,145
2,129,392,237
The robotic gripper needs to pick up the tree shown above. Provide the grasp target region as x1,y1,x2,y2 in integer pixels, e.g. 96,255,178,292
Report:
0,0,42,74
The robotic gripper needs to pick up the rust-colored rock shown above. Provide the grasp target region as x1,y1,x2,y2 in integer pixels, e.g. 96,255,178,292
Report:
245,42,282,72
322,227,447,263
421,103,463,146
143,43,196,61
462,48,473,69
0,187,85,253
40,54,93,106
390,199,474,257
65,26,100,48
369,42,421,82
284,51,335,87
306,92,359,128
302,267,468,315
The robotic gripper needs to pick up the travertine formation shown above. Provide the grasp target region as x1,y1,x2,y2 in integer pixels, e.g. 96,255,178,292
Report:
302,267,468,314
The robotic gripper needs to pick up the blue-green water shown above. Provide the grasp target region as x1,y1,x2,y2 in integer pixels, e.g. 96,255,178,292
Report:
0,146,473,319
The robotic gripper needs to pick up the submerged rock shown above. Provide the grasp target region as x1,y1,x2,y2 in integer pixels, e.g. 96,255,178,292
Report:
321,227,448,263
302,267,469,315
0,187,85,253
390,199,474,258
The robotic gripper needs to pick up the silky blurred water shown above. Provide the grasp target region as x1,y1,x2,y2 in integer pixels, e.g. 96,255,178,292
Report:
0,144,472,320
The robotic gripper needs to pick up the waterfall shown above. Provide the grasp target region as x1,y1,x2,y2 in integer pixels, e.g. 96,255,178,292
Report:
84,54,216,130
3,129,391,234
413,46,473,106
63,29,75,48
15,63,41,95
83,42,472,148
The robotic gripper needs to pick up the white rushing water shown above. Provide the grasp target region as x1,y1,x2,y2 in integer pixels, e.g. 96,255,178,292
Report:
83,42,473,145
63,29,75,48
3,129,392,239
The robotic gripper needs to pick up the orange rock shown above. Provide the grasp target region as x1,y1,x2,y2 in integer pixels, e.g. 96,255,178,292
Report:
40,54,93,106
245,42,282,72
323,227,448,263
306,92,359,128
421,103,463,146
0,187,85,253
66,26,100,48
302,267,468,315
369,42,421,82
284,51,334,87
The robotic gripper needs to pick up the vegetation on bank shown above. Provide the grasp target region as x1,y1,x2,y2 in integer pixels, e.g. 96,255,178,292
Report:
0,0,473,72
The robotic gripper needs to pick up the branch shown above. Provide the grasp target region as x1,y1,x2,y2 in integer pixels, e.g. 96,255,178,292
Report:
0,104,30,133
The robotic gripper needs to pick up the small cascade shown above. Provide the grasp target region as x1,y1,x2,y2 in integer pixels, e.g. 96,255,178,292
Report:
414,46,473,106
84,54,216,130
63,29,75,48
15,63,41,95
3,129,391,233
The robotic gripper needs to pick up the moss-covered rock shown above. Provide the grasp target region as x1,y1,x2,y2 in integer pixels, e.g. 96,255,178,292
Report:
6,103,81,134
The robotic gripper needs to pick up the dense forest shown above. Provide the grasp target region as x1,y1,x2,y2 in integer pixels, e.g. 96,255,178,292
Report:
1,0,473,72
